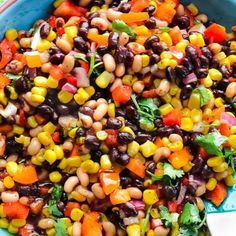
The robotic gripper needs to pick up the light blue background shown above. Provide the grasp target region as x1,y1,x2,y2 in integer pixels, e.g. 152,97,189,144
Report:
0,0,236,235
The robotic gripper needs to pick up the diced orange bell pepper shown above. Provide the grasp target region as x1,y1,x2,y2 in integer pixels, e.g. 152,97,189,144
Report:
154,137,164,148
3,202,29,219
110,189,131,205
130,0,149,12
64,202,81,217
155,3,176,24
49,65,64,80
0,73,10,89
119,12,149,25
87,33,109,46
169,27,183,45
25,52,42,68
99,171,120,195
169,147,193,169
204,107,225,123
126,158,146,178
204,23,227,43
219,123,231,137
207,183,227,207
82,212,102,236
0,39,13,69
0,124,13,134
13,165,38,185
163,108,182,126
13,53,27,65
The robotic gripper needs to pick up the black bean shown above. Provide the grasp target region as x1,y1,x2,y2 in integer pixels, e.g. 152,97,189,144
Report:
146,162,156,174
154,118,163,128
90,0,104,7
118,3,131,13
57,202,65,212
87,12,100,23
37,104,54,120
217,78,229,91
133,179,144,190
175,16,190,29
149,54,160,65
222,45,230,55
212,89,225,98
152,42,164,54
229,50,236,55
125,50,134,66
193,58,201,70
144,35,160,49
201,47,213,60
16,184,39,197
200,55,209,68
191,155,204,174
116,108,126,117
108,32,119,50
145,5,155,15
161,185,178,200
117,153,130,166
120,176,132,188
74,36,88,53
156,127,174,137
201,164,213,179
180,84,193,100
107,118,122,129
90,150,103,163
125,121,139,133
56,104,70,115
49,45,62,55
175,65,189,79
186,45,198,60
79,106,94,116
6,139,23,155
97,45,109,55
145,17,156,29
84,135,100,150
50,53,65,65
182,58,194,73
5,116,15,125
109,148,119,163
210,58,219,68
120,202,138,217
220,64,231,78
135,132,151,144
14,76,29,93
79,21,89,39
115,46,128,64
186,184,196,196
117,132,134,144
184,195,196,204
166,66,176,82
40,23,51,39
91,198,112,213
126,105,139,121
195,68,208,79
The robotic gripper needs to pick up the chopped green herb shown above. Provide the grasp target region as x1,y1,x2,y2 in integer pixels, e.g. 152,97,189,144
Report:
112,19,135,36
193,87,211,107
180,203,201,226
159,205,172,228
74,54,88,62
7,73,21,81
48,185,63,217
88,53,104,77
141,205,152,236
195,131,228,156
178,226,198,236
160,26,171,33
55,219,67,236
194,19,202,25
224,148,235,172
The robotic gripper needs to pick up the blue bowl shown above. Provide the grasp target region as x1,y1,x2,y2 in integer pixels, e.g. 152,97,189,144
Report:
0,0,236,235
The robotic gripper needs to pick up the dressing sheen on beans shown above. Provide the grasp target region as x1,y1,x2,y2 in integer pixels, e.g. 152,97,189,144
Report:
0,0,236,235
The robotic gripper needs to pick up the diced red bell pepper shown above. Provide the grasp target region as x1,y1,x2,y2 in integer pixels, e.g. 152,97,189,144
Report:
3,202,29,219
67,76,77,87
219,123,231,137
168,200,178,212
52,132,61,143
112,85,132,104
49,65,64,80
207,183,228,207
57,27,65,36
80,61,89,73
170,46,185,64
204,23,227,43
0,39,14,69
163,108,182,126
19,110,27,127
184,8,195,27
104,129,119,147
54,0,87,18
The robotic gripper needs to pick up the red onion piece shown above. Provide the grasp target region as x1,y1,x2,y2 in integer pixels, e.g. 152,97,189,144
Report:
221,112,236,126
73,67,90,87
177,185,187,205
129,200,145,210
61,83,77,94
183,72,197,84
189,175,202,186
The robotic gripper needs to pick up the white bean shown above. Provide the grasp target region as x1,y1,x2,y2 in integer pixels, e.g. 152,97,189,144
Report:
195,14,208,23
91,17,109,31
132,55,142,73
118,32,129,46
110,78,122,92
196,182,206,197
72,222,82,236
196,197,205,212
93,103,108,121
226,82,236,98
91,183,106,199
56,38,72,53
80,114,93,128
127,42,145,54
77,168,89,187
38,218,55,229
27,137,41,156
102,221,116,236
1,191,19,203
103,54,116,72
79,0,91,7
154,147,171,162
127,187,142,199
64,176,79,193
132,81,145,94
154,226,170,236
58,116,77,129
0,181,5,193
176,4,185,16
156,79,170,96
30,126,43,137
61,55,75,73
106,8,122,21
115,63,125,77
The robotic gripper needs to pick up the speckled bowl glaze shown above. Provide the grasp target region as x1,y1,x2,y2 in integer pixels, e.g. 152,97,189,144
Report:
0,0,236,235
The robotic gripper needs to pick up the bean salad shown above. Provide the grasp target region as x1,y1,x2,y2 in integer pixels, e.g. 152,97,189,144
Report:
0,0,236,235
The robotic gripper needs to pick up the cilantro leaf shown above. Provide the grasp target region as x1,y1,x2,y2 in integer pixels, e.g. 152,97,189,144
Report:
88,53,104,77
48,185,63,218
180,203,201,226
194,19,202,25
7,73,22,81
112,19,135,36
160,26,170,33
178,226,198,236
195,131,228,156
147,163,184,182
141,205,152,236
159,205,172,228
193,88,211,107
164,163,184,180
224,148,235,172
74,54,88,62
55,219,67,236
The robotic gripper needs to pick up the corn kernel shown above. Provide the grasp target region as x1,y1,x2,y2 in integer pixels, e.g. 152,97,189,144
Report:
0,218,8,228
120,127,135,137
81,160,94,173
225,175,236,186
176,40,189,52
100,154,112,169
213,162,228,172
180,117,194,131
58,90,73,104
65,26,78,39
208,68,222,81
95,131,107,141
43,122,57,134
168,140,183,152
37,40,51,52
159,104,174,116
229,135,236,149
32,86,47,97
44,149,57,164
3,176,15,189
134,25,150,36
25,52,42,68
87,162,100,174
13,125,24,135
188,93,200,109
96,71,113,89
108,103,115,117
171,97,183,109
49,171,62,183
122,75,133,86
46,228,56,236
214,52,226,61
159,32,172,47
38,131,53,146
189,33,205,47
214,97,224,107
8,224,18,234
5,29,18,41
127,141,140,157
70,191,87,202
54,145,64,159
27,116,38,128
34,76,48,87
31,94,45,103
10,219,26,227
6,161,18,176
183,162,193,172
142,54,150,67
207,157,224,167
143,190,158,205
206,177,217,191
162,93,172,103
47,30,57,41
47,76,59,88
84,86,95,97
0,89,7,105
190,109,202,123
160,51,173,60
187,3,199,15
140,141,157,158
147,230,155,236
230,126,236,134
